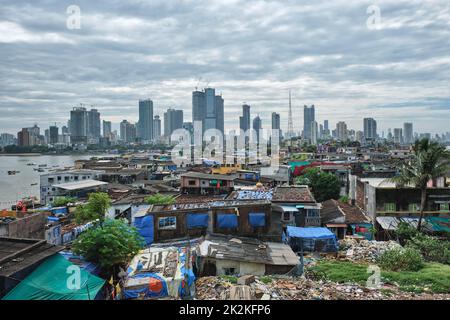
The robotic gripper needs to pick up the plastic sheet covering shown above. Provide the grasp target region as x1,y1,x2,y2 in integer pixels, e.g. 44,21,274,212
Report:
248,213,266,227
286,226,338,253
217,213,238,229
187,213,209,229
2,254,105,300
123,273,168,299
134,215,154,245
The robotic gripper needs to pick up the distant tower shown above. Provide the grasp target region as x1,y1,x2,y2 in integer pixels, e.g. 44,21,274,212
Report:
287,90,294,138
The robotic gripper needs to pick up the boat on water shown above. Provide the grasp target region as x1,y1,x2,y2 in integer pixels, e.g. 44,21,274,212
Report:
30,183,38,186
38,164,47,167
7,170,20,175
27,162,37,166
37,168,45,172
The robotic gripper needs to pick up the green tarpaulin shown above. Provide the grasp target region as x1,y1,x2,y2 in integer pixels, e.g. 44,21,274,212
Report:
3,254,105,300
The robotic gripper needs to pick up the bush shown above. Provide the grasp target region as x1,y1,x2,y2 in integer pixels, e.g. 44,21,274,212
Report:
407,234,450,265
395,222,419,245
51,196,76,207
145,194,176,205
377,247,424,272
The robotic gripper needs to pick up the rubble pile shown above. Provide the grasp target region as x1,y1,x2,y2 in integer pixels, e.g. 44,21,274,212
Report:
195,276,450,300
340,238,401,262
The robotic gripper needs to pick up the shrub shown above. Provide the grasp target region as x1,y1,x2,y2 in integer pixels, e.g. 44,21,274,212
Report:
407,234,450,265
395,222,418,242
145,194,176,205
377,247,424,272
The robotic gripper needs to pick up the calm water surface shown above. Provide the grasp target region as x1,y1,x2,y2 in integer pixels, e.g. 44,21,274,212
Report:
0,154,101,208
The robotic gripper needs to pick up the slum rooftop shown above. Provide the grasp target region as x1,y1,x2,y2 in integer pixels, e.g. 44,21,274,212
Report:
272,186,316,203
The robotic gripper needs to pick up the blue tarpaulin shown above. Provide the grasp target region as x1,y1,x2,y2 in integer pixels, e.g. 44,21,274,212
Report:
286,226,338,253
51,207,68,215
187,213,209,229
249,213,266,227
123,273,168,299
134,215,154,245
217,214,238,229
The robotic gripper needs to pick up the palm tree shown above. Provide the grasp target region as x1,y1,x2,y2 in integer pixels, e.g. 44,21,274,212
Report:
390,139,449,231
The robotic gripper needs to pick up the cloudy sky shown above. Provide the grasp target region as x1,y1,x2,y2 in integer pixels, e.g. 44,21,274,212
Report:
1,0,449,135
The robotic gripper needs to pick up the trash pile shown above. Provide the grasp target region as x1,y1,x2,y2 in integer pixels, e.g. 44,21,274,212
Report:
195,276,450,300
339,238,401,262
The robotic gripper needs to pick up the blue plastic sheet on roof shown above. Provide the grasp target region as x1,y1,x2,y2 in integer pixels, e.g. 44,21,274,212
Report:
123,273,168,299
187,213,209,229
217,213,238,229
286,226,338,253
249,213,266,227
134,215,154,245
51,207,68,215
287,226,334,239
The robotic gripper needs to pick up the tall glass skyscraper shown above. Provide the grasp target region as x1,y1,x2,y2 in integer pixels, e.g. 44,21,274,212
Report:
303,105,315,141
192,88,224,135
138,99,154,141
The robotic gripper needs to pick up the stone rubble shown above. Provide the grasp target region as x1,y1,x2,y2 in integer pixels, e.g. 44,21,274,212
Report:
195,276,450,300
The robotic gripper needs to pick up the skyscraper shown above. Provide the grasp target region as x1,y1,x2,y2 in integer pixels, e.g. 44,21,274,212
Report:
403,122,413,144
303,105,315,142
164,109,183,138
394,128,403,144
70,107,88,144
192,88,224,134
138,99,154,141
240,104,251,133
103,120,112,138
120,120,136,143
336,121,348,141
253,115,262,143
49,125,59,144
87,109,101,142
311,121,318,145
271,112,280,131
363,118,377,142
153,115,161,141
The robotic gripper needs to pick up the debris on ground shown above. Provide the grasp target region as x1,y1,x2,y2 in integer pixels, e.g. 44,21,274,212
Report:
195,276,450,300
339,238,401,262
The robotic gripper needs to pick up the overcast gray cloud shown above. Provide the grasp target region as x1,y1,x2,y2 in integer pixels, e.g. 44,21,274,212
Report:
0,0,449,135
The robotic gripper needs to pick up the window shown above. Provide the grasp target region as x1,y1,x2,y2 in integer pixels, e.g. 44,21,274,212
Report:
283,212,291,221
65,177,70,182
385,203,396,212
408,204,419,212
439,203,449,211
48,178,54,183
188,180,196,186
57,176,61,181
74,176,79,180
224,268,236,275
158,216,176,230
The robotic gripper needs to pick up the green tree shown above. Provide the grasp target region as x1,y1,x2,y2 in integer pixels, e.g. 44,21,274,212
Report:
390,139,449,231
51,196,76,207
295,167,340,202
72,219,144,271
74,192,112,224
145,194,176,205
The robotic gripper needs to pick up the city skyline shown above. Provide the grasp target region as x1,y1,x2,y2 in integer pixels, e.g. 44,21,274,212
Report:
1,1,449,135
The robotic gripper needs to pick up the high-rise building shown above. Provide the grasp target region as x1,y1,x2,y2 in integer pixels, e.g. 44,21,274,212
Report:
49,126,59,144
271,112,280,131
153,115,161,141
336,121,348,141
253,115,262,143
311,121,318,145
103,120,112,138
120,120,136,143
164,109,183,138
17,128,31,147
192,88,224,134
403,122,413,144
138,99,154,141
363,118,377,142
70,107,88,144
394,128,403,144
303,105,315,142
0,133,15,147
87,109,101,143
240,104,251,133
356,130,364,143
